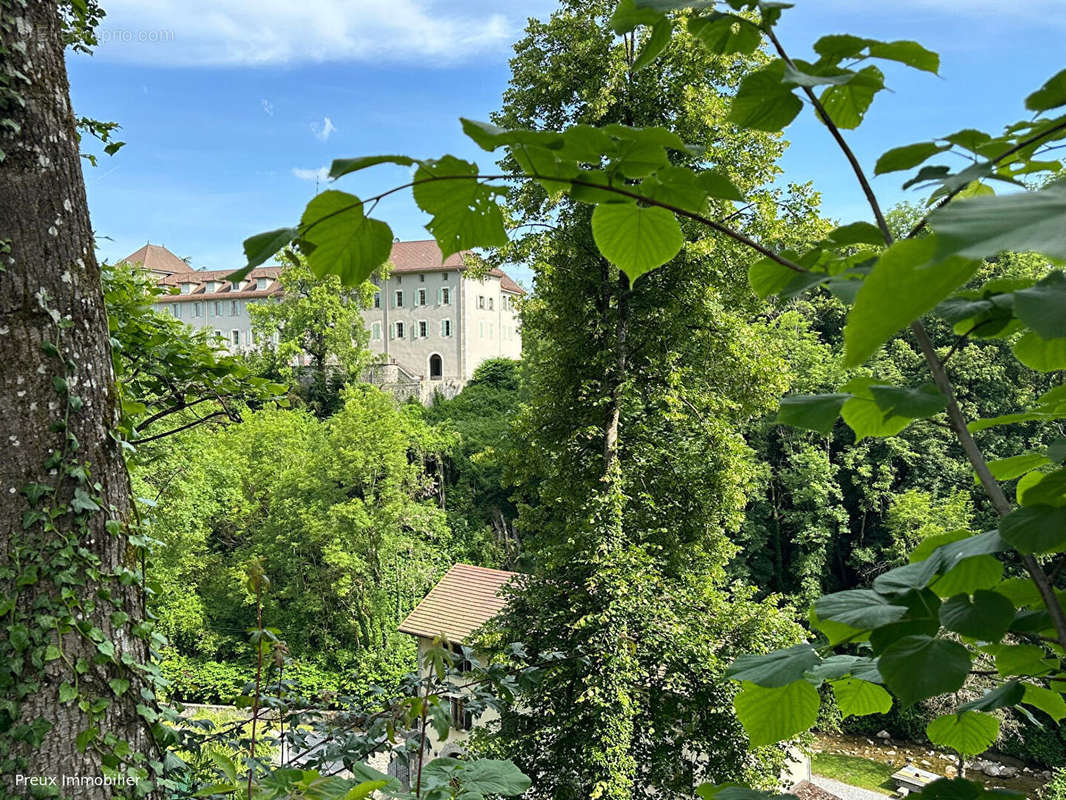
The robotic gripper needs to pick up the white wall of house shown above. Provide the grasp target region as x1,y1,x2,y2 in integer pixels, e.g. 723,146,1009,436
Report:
362,269,521,384
153,296,269,352
414,637,500,759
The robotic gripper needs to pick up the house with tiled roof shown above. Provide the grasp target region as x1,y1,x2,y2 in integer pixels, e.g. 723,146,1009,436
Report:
364,241,524,400
398,564,518,759
121,240,524,401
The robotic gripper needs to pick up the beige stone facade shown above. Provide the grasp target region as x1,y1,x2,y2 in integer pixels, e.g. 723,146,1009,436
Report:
122,241,524,401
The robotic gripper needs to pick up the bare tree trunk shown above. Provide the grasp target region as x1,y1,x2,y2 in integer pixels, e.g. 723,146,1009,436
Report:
1,2,155,794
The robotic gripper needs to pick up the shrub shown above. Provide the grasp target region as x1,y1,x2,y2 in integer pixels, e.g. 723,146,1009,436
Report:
1041,768,1066,800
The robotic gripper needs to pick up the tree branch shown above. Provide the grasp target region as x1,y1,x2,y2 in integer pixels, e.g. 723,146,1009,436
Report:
764,28,892,242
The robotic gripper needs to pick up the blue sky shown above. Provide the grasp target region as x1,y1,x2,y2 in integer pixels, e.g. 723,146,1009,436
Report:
69,1,1066,287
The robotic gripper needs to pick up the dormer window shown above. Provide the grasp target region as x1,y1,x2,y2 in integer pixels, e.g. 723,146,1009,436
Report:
180,281,197,294
205,280,220,293
256,277,269,291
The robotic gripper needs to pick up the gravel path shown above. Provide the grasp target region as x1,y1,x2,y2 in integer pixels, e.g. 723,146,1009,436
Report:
811,774,894,800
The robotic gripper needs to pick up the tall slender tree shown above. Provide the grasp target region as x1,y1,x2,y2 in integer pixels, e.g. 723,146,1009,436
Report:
1,1,155,792
476,3,822,797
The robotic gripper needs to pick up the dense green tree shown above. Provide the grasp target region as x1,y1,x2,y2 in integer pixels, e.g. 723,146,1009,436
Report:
466,3,823,797
425,358,524,566
735,235,1061,608
133,386,476,687
249,249,374,417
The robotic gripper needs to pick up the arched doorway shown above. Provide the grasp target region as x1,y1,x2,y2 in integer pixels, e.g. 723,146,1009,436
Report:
429,353,443,379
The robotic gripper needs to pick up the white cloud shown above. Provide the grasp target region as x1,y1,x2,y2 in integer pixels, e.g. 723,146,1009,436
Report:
291,166,330,183
311,116,336,141
261,99,274,116
87,0,516,66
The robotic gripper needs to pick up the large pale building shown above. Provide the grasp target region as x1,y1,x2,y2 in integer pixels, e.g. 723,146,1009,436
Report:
122,240,524,400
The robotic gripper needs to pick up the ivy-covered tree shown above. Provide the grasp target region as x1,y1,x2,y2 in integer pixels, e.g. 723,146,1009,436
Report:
0,0,159,789
453,4,825,797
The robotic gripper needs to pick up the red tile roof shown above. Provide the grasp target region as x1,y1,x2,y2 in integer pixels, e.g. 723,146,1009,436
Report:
390,240,525,295
128,239,524,299
122,243,194,274
154,266,284,302
389,239,467,271
496,272,524,295
399,564,518,644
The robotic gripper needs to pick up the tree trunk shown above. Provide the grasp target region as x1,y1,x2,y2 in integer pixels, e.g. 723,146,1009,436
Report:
0,2,155,794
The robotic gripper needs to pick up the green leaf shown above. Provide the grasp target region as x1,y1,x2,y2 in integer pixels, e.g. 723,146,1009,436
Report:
879,635,970,706
873,559,941,596
826,221,885,246
59,683,78,703
299,190,392,286
831,678,892,717
957,681,1025,714
241,227,296,272
446,758,531,796
1022,683,1066,721
591,202,683,283
698,170,745,201
108,678,131,696
869,384,948,420
633,18,673,70
747,254,823,299
727,60,803,132
733,680,820,746
726,643,820,688
985,643,1055,677
1026,68,1066,112
329,154,416,179
813,35,938,73
999,505,1066,554
1013,271,1066,339
609,0,663,33
926,711,999,756
939,591,1014,641
874,142,948,175
931,555,1004,597
343,781,388,800
1015,331,1066,372
866,39,939,73
809,608,868,647
909,529,971,563
818,66,884,130
775,394,849,435
687,13,761,55
806,655,883,684
931,181,1066,263
412,156,508,260
841,378,912,441
1018,467,1066,507
985,453,1051,482
814,589,908,630
844,236,980,366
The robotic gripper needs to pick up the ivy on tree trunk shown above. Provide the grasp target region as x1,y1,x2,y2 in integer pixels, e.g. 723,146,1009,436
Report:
0,1,156,793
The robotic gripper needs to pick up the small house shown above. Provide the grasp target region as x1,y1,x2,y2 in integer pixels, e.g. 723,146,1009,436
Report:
398,563,517,757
